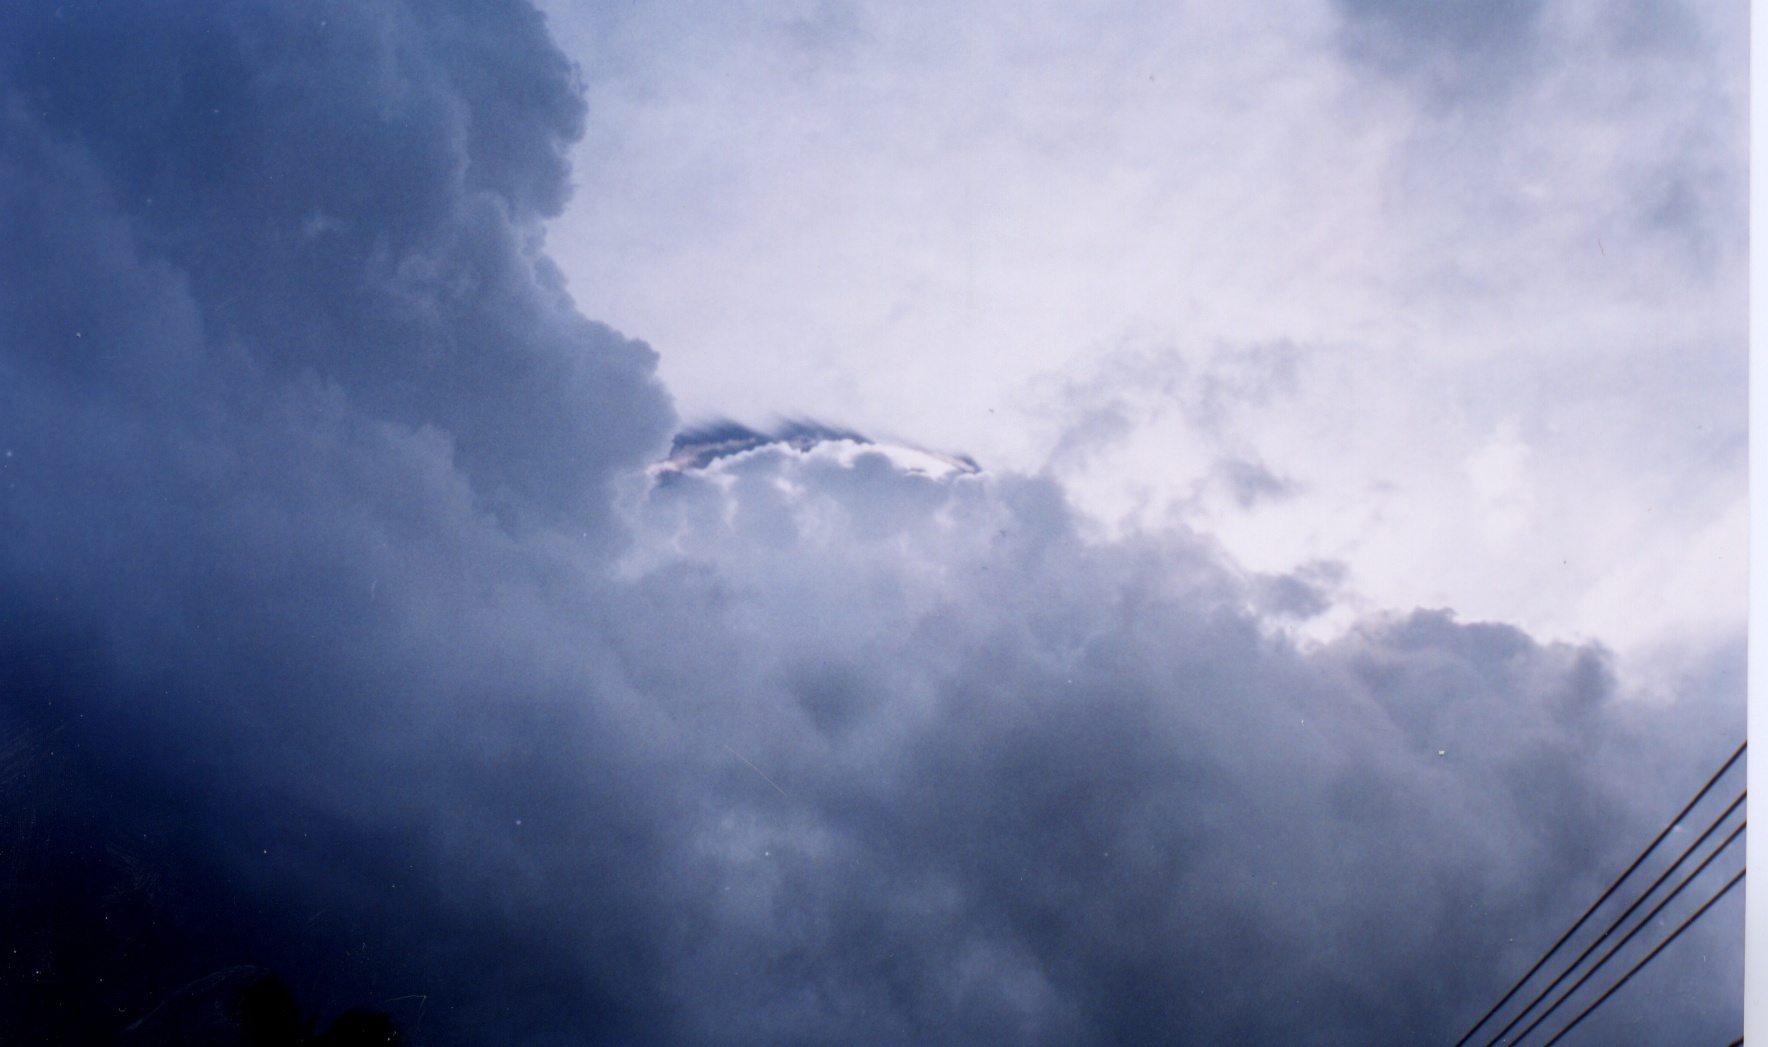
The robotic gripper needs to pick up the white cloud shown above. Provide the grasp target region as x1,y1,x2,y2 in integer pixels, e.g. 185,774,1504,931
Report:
542,0,1744,677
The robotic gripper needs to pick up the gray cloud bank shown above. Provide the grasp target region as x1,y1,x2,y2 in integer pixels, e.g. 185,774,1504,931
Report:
0,2,1741,1045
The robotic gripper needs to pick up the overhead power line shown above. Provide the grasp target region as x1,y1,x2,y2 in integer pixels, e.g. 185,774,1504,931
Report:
1500,818,1744,1047
1534,868,1744,1047
1480,795,1746,1047
1448,740,1746,1047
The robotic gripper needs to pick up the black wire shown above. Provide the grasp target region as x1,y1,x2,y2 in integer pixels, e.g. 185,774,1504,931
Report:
1479,792,1747,1047
1535,867,1745,1047
1449,741,1746,1047
1504,818,1744,1047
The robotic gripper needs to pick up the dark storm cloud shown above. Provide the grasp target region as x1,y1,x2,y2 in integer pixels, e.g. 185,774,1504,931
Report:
616,450,1741,1046
0,0,669,527
0,2,1741,1046
0,0,673,1039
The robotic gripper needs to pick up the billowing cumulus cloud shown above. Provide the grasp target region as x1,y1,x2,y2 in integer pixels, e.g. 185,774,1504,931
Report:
0,2,1741,1046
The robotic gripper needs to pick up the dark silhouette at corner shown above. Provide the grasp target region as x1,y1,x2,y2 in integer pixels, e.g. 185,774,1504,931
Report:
236,976,400,1047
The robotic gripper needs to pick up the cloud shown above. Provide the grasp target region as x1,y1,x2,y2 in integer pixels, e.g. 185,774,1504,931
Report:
611,448,1740,1045
0,0,672,529
0,2,1741,1046
1332,0,1545,98
540,0,1746,686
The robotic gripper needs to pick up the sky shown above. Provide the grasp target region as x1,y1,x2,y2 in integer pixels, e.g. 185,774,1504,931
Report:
542,0,1747,683
0,1,1746,1045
